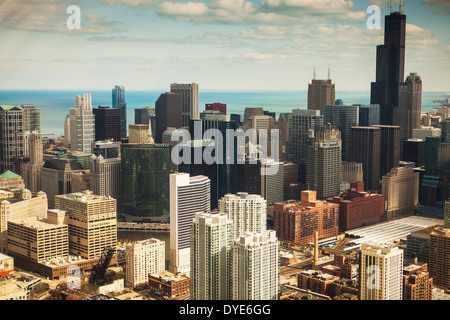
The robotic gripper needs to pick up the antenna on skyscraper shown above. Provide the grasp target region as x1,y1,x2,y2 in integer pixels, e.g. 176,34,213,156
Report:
313,67,316,80
389,0,392,13
399,0,403,13
328,67,331,80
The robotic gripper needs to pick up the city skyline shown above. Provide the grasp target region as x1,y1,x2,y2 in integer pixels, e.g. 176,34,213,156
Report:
0,0,449,92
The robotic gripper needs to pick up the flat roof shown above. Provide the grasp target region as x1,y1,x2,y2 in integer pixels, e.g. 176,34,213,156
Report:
346,216,444,245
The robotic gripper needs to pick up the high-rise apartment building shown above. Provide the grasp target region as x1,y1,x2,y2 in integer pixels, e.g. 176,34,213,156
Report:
112,85,127,139
350,126,381,191
93,106,121,142
286,109,323,183
22,131,44,193
360,243,404,300
155,92,183,143
381,166,419,220
323,104,359,161
121,144,171,221
69,94,95,153
170,83,199,127
169,173,210,275
306,124,342,199
190,212,233,300
445,199,450,226
218,193,267,240
403,262,433,300
273,190,339,244
429,226,450,290
231,230,279,300
308,72,335,113
125,239,165,288
55,191,117,260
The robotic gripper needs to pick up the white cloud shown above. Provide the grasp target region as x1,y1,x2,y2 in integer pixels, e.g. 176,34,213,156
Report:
156,0,366,24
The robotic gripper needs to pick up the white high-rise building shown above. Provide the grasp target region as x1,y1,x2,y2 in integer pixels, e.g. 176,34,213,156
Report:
69,93,95,153
125,238,165,287
169,173,210,275
190,212,233,300
360,242,404,300
218,193,267,240
231,230,279,300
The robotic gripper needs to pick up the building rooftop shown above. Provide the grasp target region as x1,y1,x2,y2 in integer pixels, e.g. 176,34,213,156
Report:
149,270,189,283
0,171,21,179
9,216,67,231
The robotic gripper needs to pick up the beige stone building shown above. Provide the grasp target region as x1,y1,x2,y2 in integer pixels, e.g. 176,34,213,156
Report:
381,166,419,220
125,238,165,287
55,191,117,260
0,189,48,253
7,213,69,263
429,226,450,290
128,124,154,144
0,171,25,190
22,131,44,193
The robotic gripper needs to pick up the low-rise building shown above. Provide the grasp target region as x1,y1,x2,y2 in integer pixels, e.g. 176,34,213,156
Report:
148,270,190,300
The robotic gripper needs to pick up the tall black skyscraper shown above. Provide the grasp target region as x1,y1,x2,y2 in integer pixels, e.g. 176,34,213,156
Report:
370,7,406,127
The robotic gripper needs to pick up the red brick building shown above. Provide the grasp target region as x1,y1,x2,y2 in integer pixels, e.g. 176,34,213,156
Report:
148,271,190,300
274,190,339,244
330,181,384,231
205,103,226,115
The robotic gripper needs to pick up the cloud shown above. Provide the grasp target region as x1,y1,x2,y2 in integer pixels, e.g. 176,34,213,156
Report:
103,0,163,7
406,23,440,49
156,0,366,25
0,0,122,34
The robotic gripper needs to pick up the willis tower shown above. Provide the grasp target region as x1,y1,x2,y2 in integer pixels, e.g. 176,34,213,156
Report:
371,0,421,141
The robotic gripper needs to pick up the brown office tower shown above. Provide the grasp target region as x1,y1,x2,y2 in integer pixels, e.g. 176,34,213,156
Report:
170,83,199,128
373,125,401,177
350,126,381,191
273,190,339,244
403,262,433,300
402,73,422,140
93,106,121,141
308,70,335,113
155,92,182,143
330,181,384,232
429,226,450,290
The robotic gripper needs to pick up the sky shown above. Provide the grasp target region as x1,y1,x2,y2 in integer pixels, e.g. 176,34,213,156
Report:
0,0,449,92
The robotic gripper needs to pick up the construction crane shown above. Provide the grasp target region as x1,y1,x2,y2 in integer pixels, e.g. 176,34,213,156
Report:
89,247,116,284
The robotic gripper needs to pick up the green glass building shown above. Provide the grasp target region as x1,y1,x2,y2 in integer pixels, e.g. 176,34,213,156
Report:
121,143,171,222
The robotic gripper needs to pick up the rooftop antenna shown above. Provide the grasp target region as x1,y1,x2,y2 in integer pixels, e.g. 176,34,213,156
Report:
389,0,392,13
328,66,331,80
399,0,403,14
313,67,316,80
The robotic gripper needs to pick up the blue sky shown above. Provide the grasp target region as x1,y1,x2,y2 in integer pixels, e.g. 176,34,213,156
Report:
0,0,449,91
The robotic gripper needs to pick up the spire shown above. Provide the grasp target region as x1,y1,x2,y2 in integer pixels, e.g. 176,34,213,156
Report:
389,0,392,13
328,66,331,80
313,67,316,80
399,0,403,13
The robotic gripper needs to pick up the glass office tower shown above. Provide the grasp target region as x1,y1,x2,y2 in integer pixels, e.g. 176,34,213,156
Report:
121,144,171,222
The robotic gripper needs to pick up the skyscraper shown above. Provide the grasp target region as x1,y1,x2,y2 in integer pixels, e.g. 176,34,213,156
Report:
135,107,156,138
218,193,267,240
350,126,381,191
22,131,44,192
121,144,171,221
190,212,233,300
374,125,401,178
231,230,279,300
170,83,199,127
308,69,335,113
323,104,359,161
306,124,342,199
429,226,450,290
169,173,210,275
286,109,323,183
112,85,127,139
69,94,95,154
93,106,121,142
360,243,404,300
0,105,35,173
155,92,182,143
